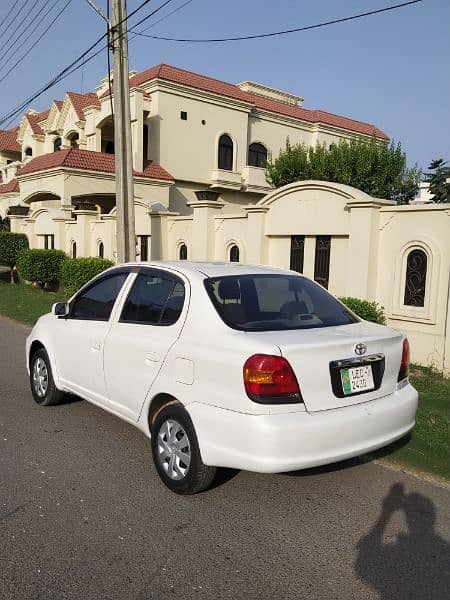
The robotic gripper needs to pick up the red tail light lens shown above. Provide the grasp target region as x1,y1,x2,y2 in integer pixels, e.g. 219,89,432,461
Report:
243,354,302,404
398,338,410,382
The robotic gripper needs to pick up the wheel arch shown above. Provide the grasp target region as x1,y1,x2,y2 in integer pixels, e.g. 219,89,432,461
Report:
28,338,62,390
147,393,182,433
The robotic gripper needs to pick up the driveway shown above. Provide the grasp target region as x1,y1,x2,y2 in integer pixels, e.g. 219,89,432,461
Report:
1,317,449,600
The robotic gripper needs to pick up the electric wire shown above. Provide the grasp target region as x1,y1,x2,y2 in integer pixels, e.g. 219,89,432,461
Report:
132,0,424,43
0,0,178,127
0,0,73,82
0,0,33,44
0,0,422,127
107,0,114,122
0,0,45,60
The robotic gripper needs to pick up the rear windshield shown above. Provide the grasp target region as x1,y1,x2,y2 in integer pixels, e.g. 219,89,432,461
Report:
204,274,358,331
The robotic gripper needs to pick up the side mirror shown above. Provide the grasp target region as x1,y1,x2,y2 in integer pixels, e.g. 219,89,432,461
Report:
52,302,68,318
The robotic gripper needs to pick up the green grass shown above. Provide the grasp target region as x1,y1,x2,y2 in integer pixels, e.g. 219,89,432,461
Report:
373,366,450,481
0,281,65,326
0,280,448,480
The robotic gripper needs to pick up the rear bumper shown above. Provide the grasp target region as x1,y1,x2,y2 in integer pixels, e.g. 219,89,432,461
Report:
187,383,418,473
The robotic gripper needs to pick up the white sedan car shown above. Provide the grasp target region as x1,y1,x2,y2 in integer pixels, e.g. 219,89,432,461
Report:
26,262,418,494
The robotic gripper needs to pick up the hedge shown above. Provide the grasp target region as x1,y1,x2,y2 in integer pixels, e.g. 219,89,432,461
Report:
0,232,28,282
61,257,114,296
339,296,386,325
17,249,66,288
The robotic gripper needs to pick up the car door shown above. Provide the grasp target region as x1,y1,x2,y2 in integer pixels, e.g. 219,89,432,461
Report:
103,267,188,421
54,269,130,404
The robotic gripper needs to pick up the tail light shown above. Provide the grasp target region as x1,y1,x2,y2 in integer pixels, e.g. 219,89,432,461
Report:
397,338,410,382
243,354,303,404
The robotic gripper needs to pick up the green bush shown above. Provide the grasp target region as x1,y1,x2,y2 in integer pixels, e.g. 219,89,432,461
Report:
339,296,386,325
0,232,28,282
17,249,66,288
61,257,114,296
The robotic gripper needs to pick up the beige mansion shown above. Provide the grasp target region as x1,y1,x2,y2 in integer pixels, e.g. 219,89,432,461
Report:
0,64,449,374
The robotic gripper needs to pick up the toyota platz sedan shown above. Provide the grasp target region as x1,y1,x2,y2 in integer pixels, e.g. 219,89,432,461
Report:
26,262,418,494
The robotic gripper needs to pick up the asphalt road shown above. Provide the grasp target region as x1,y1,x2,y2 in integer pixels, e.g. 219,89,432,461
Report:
1,317,449,600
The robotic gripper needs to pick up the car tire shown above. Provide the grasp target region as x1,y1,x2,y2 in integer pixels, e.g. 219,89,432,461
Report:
30,348,65,406
151,404,217,494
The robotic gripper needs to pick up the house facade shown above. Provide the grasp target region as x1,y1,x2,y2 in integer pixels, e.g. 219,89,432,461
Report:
0,64,449,373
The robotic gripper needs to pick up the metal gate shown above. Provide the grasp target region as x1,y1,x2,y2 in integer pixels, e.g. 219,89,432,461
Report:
314,236,331,288
290,236,305,273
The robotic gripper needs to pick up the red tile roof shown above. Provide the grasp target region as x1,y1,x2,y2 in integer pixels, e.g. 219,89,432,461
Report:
16,148,174,181
25,110,49,135
101,63,388,140
0,127,20,152
0,178,19,194
67,92,100,120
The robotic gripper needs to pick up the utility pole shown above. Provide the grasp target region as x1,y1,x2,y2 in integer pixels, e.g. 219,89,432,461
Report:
110,0,135,262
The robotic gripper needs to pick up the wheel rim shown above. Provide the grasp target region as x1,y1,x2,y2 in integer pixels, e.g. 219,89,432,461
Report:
32,357,49,398
157,418,191,480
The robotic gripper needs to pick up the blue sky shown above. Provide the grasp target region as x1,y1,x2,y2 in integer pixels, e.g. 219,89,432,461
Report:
0,0,448,172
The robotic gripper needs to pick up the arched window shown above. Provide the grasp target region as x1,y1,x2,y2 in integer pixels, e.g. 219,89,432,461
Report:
25,147,33,157
179,244,187,260
404,249,427,307
98,241,104,258
248,143,267,168
229,244,240,263
71,241,77,259
53,137,62,152
218,134,233,171
67,132,79,148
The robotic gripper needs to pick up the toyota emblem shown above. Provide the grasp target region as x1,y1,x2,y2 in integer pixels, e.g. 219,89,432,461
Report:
355,343,367,356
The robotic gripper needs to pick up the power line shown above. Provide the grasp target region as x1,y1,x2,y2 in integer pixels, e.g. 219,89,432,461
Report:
0,0,33,44
0,0,178,127
0,0,44,60
0,0,73,84
132,0,194,33
132,0,425,43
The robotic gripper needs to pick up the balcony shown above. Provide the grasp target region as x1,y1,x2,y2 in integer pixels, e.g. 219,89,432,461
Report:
209,169,242,191
241,166,272,193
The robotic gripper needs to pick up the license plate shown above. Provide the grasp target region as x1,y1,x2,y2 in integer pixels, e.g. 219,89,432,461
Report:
340,365,374,395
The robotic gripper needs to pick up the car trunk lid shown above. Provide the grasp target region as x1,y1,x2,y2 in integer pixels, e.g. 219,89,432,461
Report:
246,322,403,412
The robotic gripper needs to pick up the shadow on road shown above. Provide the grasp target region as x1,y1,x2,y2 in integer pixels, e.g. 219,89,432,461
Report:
355,482,450,599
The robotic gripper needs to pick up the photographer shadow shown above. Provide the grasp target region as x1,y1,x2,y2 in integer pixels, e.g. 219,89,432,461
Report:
355,483,450,599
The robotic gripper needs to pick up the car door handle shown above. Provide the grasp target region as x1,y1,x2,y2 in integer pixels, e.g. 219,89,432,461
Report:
145,353,160,364
90,342,102,352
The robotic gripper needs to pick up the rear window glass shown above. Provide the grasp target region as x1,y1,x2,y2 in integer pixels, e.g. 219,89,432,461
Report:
204,274,358,331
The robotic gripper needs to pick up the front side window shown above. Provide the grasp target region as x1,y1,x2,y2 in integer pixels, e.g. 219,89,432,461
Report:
248,143,267,168
70,273,128,321
204,274,357,331
218,134,233,171
121,272,185,326
404,249,427,307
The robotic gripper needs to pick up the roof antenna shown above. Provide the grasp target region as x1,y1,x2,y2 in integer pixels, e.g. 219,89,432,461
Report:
80,65,84,94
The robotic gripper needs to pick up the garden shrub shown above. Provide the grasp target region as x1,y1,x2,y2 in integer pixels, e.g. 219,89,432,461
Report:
0,232,29,282
61,256,114,296
339,296,386,325
17,249,66,288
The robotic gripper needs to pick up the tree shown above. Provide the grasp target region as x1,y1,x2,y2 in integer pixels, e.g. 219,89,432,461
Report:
265,137,421,204
0,232,29,283
424,159,450,203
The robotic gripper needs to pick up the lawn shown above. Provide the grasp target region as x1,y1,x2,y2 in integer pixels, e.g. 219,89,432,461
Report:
0,281,65,326
0,280,448,480
374,366,449,481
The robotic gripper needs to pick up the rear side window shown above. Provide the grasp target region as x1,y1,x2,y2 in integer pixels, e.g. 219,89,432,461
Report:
120,272,185,325
70,273,128,321
204,274,358,331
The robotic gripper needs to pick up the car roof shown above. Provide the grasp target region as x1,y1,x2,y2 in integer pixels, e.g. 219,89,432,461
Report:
120,261,296,278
